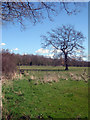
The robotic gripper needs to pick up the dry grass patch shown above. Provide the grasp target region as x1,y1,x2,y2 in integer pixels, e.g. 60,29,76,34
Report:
43,74,58,83
30,75,36,80
69,69,89,82
2,72,23,86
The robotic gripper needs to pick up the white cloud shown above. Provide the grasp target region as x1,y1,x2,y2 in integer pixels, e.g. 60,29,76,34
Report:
22,53,28,55
54,49,61,53
35,48,62,55
35,48,62,59
9,49,13,52
75,49,82,53
14,48,19,51
35,48,55,58
70,54,88,61
9,48,19,52
45,53,54,58
35,48,49,54
0,43,6,46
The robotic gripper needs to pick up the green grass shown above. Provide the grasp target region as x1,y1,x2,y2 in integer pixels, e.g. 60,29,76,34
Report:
18,65,88,71
2,67,88,119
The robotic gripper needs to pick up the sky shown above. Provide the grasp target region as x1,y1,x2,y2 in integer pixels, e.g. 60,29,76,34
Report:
1,2,88,61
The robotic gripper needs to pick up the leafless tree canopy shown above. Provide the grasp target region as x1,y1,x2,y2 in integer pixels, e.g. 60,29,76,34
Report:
41,25,85,70
1,2,84,26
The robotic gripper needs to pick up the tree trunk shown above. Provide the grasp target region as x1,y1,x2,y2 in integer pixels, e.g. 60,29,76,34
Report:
65,53,68,70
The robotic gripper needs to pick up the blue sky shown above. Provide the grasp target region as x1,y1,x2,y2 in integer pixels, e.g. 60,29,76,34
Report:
2,2,88,60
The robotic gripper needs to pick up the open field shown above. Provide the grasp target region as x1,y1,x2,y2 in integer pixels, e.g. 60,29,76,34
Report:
18,65,89,71
2,66,89,119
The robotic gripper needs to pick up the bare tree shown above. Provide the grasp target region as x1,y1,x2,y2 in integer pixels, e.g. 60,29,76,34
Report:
41,25,85,70
1,2,84,27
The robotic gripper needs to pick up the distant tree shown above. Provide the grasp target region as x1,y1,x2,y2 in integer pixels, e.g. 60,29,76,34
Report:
60,56,64,66
41,25,85,70
1,2,84,27
30,61,32,66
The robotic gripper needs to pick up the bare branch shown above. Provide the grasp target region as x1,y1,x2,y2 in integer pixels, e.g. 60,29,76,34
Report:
1,2,85,27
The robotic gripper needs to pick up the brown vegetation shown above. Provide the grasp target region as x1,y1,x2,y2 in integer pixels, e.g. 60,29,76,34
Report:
2,49,17,78
1,49,89,79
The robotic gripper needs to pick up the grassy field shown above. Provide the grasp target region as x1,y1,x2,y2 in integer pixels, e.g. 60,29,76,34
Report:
2,66,89,119
18,65,88,71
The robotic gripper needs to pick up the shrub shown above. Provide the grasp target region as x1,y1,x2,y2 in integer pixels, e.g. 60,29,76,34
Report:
2,49,17,78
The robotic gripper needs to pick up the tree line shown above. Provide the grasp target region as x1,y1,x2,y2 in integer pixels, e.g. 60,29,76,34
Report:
2,49,89,77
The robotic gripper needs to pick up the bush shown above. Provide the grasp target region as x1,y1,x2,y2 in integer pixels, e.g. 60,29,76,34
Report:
2,49,17,78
